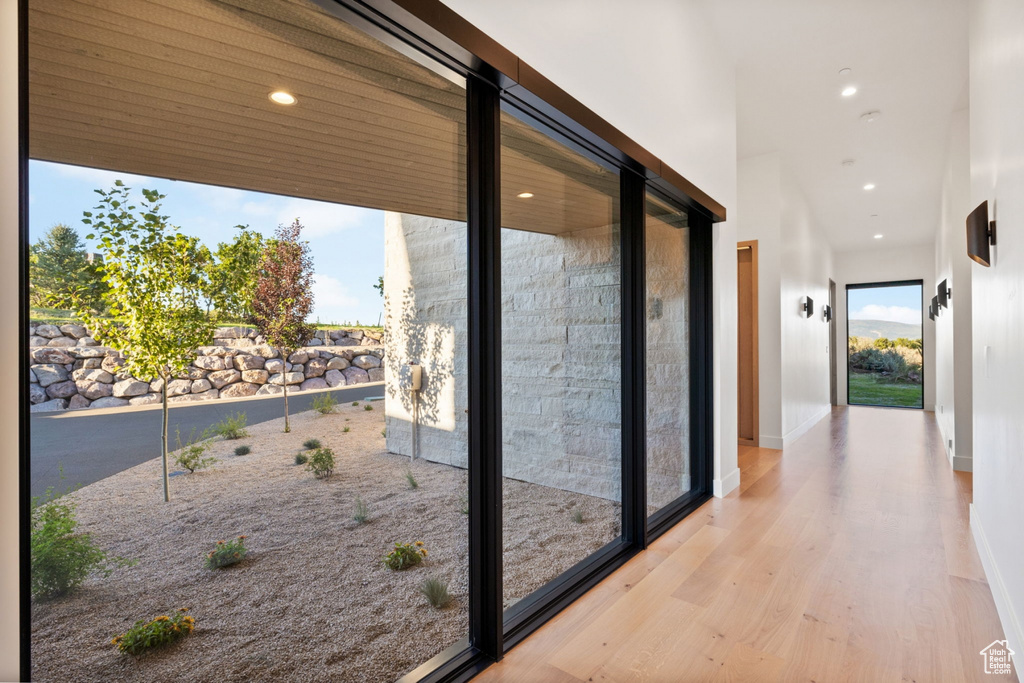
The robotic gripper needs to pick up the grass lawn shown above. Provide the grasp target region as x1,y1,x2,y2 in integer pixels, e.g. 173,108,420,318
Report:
848,372,922,408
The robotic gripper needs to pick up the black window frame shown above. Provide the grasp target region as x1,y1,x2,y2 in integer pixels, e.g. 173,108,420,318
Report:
845,279,926,411
17,0,720,680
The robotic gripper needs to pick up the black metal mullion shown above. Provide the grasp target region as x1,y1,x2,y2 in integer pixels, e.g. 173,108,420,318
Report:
620,169,647,548
689,211,714,499
466,74,503,664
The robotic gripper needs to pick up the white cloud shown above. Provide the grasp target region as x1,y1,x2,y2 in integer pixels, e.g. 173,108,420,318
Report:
275,198,373,238
311,274,361,325
850,304,921,324
51,163,149,187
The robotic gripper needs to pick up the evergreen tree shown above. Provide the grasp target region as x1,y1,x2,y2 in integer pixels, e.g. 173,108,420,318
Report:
30,223,106,310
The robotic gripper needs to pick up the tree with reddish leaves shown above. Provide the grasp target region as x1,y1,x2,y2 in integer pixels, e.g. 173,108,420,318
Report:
249,219,316,433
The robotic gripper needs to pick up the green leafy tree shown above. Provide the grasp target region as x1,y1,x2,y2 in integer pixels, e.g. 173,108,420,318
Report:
873,337,894,350
373,275,384,298
249,219,315,433
79,182,216,502
30,223,106,310
206,225,270,320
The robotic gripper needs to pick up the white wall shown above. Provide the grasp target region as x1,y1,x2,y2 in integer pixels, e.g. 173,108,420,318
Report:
0,0,18,676
968,0,1024,658
933,108,973,471
737,153,833,449
833,246,936,410
441,0,740,496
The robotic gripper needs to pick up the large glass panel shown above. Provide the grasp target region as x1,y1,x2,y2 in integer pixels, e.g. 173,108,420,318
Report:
499,110,622,609
28,1,468,680
645,193,692,514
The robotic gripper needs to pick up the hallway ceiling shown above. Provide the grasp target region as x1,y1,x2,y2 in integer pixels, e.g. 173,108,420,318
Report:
702,0,968,251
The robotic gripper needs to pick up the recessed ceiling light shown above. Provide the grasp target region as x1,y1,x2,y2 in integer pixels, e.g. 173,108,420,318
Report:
269,91,297,105
516,192,534,199
863,183,876,190
839,67,852,76
841,86,858,97
874,234,884,239
860,110,882,123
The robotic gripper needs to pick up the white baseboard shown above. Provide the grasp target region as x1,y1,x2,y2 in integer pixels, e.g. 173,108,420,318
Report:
971,504,1023,660
782,404,831,448
951,455,973,472
758,435,784,450
713,467,740,498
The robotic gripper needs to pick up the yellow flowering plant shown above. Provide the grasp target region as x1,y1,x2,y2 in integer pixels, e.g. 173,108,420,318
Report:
205,535,248,569
383,541,428,570
112,608,195,655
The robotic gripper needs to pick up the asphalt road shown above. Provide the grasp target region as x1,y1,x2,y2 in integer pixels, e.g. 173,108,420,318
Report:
30,384,384,498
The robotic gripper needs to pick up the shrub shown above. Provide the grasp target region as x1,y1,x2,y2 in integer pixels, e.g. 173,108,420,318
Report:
571,510,584,524
294,452,308,466
873,337,894,350
343,427,350,433
311,393,337,415
302,438,322,450
112,609,195,655
381,429,387,438
353,496,369,523
352,401,359,407
405,468,418,489
213,411,249,440
205,535,248,569
383,541,427,570
306,447,335,479
234,445,251,456
174,427,215,473
419,577,452,608
31,489,133,600
364,404,374,411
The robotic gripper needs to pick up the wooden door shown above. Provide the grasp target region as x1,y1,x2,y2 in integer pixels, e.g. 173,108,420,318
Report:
737,241,758,446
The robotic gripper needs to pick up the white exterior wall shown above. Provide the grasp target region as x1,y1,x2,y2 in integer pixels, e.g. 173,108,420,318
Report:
933,108,973,471
833,246,937,410
968,0,1024,657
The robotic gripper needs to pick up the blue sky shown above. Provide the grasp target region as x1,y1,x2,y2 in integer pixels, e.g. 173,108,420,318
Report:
848,284,923,327
29,161,386,326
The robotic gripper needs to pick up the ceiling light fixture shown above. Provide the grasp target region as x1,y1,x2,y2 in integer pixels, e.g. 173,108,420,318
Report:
269,91,297,105
860,110,882,123
863,183,876,190
516,192,534,199
874,234,883,239
841,86,857,97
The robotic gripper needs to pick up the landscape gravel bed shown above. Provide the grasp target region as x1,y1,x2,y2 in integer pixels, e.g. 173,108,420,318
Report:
31,401,619,682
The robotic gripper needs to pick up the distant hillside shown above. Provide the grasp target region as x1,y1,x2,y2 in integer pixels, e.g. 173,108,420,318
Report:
849,319,922,340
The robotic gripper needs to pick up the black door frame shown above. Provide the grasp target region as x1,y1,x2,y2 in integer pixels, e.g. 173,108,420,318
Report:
845,279,925,410
17,1,720,681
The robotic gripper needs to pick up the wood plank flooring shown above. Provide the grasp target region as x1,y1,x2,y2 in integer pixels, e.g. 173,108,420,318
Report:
476,406,1017,682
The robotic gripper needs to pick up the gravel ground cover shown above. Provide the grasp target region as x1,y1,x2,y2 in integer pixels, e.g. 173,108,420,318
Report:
31,400,618,682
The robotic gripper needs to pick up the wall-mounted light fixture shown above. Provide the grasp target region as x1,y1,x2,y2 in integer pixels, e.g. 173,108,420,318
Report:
937,279,951,308
822,304,832,322
928,304,935,321
931,295,940,318
967,200,997,267
802,296,814,318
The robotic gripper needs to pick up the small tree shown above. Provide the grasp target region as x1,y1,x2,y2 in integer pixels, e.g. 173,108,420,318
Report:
249,219,315,433
206,225,271,321
79,182,215,502
30,223,106,310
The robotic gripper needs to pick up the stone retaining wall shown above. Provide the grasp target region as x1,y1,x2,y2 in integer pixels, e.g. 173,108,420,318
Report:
28,323,385,413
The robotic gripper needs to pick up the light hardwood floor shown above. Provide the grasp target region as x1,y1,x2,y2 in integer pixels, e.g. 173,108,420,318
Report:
477,406,1017,682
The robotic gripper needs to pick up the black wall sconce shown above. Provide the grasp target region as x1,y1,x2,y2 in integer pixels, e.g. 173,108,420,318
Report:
928,305,935,321
822,304,832,322
802,296,814,318
937,279,951,308
931,295,940,319
967,200,997,267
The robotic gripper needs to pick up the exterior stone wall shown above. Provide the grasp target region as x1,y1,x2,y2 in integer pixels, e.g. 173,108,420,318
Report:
28,323,384,413
383,213,623,501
